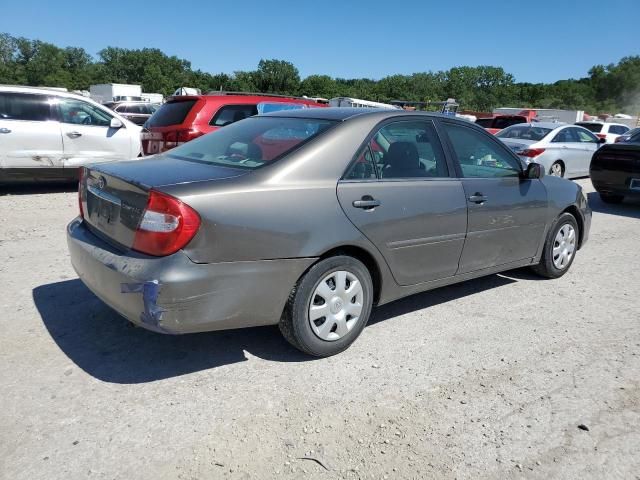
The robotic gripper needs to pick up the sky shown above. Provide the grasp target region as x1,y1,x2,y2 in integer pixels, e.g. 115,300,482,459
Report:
1,0,639,84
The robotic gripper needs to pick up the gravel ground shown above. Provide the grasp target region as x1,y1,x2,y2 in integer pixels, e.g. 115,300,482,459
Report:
1,179,639,480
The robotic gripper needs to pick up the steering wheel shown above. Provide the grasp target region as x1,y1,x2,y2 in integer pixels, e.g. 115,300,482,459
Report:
82,115,92,125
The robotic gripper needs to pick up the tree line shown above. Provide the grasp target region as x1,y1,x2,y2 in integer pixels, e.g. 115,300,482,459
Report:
1,32,639,114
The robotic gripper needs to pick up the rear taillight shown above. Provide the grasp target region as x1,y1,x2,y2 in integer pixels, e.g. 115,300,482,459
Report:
519,148,546,158
132,190,201,256
78,167,86,218
176,129,204,142
596,134,607,140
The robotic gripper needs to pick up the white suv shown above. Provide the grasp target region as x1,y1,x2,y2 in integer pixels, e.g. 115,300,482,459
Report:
575,121,630,144
0,86,142,183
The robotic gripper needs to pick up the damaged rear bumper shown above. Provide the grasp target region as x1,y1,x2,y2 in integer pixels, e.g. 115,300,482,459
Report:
66,218,316,334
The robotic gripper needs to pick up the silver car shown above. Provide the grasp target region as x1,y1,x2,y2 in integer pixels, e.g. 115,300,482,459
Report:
497,122,603,178
67,109,591,357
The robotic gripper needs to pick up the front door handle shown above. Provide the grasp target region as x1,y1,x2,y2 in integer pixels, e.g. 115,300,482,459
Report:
468,193,487,204
0,128,11,134
67,131,82,139
353,196,381,210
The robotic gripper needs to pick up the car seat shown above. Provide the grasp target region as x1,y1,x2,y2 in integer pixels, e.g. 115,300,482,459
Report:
383,142,426,178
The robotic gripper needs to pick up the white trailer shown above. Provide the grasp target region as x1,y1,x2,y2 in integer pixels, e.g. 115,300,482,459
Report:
141,92,164,104
89,83,142,104
493,107,585,124
329,97,400,110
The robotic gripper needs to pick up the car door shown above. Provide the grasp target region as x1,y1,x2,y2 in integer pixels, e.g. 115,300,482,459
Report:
549,127,584,177
439,120,548,274
571,127,599,176
0,92,64,170
337,119,468,286
56,97,134,167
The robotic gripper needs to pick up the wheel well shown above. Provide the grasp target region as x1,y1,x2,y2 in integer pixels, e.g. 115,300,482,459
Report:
562,205,584,248
318,246,382,304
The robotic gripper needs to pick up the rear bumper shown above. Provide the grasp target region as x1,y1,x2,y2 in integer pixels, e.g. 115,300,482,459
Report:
67,218,316,334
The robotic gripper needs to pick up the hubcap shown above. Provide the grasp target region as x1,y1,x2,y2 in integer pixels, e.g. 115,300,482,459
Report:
308,270,364,342
552,224,576,269
550,163,563,177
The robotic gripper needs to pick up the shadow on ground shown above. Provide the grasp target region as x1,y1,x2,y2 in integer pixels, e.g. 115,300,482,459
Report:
34,270,529,384
587,192,640,219
0,182,78,196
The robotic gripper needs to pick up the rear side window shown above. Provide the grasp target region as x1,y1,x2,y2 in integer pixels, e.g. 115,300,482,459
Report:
443,123,522,178
147,100,197,127
576,123,603,133
210,104,258,127
0,92,53,121
552,128,578,143
609,125,629,135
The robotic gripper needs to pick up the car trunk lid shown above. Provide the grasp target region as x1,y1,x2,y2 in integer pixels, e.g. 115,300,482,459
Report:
81,156,248,249
499,139,536,155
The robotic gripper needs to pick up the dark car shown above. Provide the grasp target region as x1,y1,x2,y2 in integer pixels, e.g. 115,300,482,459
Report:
103,101,160,126
590,130,640,203
67,108,591,357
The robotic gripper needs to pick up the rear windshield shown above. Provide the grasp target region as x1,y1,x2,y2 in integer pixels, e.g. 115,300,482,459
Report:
146,100,197,127
575,123,603,133
475,118,494,127
167,117,336,170
493,117,526,129
496,125,552,141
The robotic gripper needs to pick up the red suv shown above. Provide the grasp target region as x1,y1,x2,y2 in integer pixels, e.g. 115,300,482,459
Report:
141,92,326,155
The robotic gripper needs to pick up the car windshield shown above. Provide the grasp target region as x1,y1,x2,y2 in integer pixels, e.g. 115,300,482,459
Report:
167,116,336,169
496,125,552,141
575,123,603,133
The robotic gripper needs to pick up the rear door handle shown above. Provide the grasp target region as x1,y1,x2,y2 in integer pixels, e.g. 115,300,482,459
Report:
353,197,381,209
468,193,487,204
0,128,11,134
67,131,82,138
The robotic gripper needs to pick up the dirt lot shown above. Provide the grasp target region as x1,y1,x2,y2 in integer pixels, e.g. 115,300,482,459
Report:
1,179,639,480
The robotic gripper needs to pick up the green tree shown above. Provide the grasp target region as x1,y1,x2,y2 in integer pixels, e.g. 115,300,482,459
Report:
253,59,300,94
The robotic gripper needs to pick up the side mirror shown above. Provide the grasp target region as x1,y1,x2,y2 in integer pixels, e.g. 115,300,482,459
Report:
110,118,123,129
523,162,544,179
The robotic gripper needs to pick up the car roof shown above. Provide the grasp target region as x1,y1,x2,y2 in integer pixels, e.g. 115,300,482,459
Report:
260,107,453,122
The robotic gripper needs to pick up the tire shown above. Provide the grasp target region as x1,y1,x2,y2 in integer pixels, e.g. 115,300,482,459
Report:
549,161,564,177
531,212,579,279
599,193,624,204
279,255,374,357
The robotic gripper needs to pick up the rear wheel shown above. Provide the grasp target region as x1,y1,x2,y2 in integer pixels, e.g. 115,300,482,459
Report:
599,193,624,204
279,256,373,357
531,213,579,279
549,161,564,177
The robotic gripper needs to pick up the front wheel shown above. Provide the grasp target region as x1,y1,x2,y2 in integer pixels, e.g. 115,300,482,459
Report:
531,213,579,279
279,256,373,357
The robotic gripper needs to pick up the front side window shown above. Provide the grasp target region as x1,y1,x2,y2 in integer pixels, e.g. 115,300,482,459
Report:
168,116,335,169
367,120,448,179
443,123,522,178
210,104,258,127
57,99,112,126
0,92,53,122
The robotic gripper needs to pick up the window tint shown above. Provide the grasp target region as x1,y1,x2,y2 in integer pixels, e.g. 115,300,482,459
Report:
443,123,521,178
552,128,578,143
0,93,52,121
575,123,603,133
168,117,335,169
147,100,196,127
369,120,448,179
58,99,112,126
574,128,598,143
210,104,258,127
493,116,525,129
345,147,377,180
609,125,629,135
497,125,552,141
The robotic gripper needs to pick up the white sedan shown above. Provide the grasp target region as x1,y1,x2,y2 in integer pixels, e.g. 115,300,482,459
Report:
0,85,142,183
496,122,603,178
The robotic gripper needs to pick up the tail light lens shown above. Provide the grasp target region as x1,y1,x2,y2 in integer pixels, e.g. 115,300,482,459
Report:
132,190,201,256
78,167,86,218
596,134,607,140
519,148,546,158
176,129,204,142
